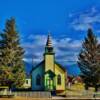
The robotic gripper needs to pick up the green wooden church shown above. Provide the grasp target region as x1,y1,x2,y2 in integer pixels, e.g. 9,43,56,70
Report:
31,34,67,95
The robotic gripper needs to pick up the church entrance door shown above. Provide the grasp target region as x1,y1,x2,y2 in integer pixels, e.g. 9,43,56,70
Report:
45,70,55,91
46,78,54,90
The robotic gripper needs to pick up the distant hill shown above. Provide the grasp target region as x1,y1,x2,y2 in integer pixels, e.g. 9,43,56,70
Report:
66,64,81,76
24,61,81,76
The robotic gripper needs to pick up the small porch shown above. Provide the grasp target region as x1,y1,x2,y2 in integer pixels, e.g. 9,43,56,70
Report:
44,70,56,92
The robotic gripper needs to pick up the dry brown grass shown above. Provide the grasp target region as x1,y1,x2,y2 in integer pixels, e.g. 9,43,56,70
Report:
0,84,98,100
0,96,52,100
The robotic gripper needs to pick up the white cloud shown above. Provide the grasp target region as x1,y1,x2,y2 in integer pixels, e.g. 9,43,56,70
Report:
23,58,42,63
98,37,100,43
23,34,82,65
70,7,100,31
72,23,90,31
55,38,82,50
23,58,29,62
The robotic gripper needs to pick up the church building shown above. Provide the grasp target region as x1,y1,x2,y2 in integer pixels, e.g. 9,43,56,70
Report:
31,34,67,95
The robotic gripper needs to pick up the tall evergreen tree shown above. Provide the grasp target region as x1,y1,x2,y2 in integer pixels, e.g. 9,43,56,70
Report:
78,28,100,91
0,18,25,88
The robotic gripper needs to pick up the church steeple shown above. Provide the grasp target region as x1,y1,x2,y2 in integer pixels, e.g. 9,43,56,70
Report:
45,32,54,54
44,32,55,72
46,33,52,47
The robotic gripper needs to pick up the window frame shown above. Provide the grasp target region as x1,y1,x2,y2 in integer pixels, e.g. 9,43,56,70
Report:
57,74,61,85
26,80,28,84
36,74,41,86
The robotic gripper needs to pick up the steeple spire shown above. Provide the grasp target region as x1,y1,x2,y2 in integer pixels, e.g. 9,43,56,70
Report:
45,32,54,54
46,32,52,47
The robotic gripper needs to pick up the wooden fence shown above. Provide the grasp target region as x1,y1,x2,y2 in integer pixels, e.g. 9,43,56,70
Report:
66,91,100,98
13,91,51,98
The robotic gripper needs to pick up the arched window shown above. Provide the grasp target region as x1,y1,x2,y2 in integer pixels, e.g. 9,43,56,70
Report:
57,74,61,85
36,74,41,86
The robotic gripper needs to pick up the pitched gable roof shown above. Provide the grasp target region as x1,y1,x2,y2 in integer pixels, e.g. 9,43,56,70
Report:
55,61,66,72
30,60,44,73
30,60,66,74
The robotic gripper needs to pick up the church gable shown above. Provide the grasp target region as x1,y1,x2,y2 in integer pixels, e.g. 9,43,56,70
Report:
31,61,44,73
31,61,44,90
55,62,66,91
55,62,66,73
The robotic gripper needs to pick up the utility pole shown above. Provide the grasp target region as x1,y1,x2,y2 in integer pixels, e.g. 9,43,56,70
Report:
32,54,34,69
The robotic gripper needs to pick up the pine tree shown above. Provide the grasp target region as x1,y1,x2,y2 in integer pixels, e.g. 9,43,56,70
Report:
78,28,100,91
0,18,25,88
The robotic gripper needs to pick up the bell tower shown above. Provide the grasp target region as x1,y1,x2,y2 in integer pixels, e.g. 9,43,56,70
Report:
44,33,55,72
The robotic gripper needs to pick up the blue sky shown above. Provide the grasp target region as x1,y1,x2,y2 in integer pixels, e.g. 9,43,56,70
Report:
0,0,100,75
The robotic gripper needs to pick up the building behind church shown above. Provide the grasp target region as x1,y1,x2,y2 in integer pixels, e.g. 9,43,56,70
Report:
31,33,67,95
